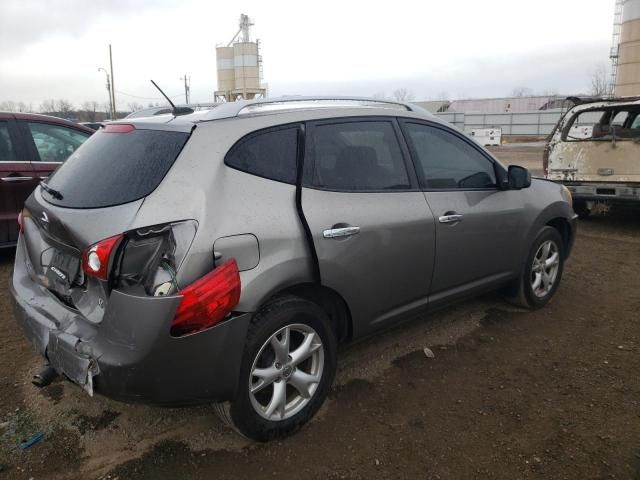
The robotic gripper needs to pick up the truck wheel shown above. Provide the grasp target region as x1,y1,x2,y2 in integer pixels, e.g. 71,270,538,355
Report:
505,226,565,309
573,202,591,219
216,295,337,441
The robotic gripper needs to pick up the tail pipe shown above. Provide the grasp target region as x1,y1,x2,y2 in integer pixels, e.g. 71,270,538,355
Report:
32,364,59,388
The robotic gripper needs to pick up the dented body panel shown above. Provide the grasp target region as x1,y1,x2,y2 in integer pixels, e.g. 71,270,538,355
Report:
10,234,251,403
546,99,640,206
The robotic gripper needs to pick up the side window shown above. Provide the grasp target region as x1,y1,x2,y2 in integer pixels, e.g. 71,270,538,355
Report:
27,122,91,163
306,121,410,191
611,111,629,126
225,126,298,184
0,122,17,161
403,123,497,190
564,110,604,141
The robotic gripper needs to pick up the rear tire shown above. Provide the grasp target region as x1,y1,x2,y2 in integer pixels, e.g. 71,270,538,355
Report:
505,226,564,309
218,295,337,441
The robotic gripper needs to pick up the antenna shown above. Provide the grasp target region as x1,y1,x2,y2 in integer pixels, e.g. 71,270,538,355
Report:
150,80,193,116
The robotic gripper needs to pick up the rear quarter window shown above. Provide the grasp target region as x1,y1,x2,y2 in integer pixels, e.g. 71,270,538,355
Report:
225,126,298,184
42,128,190,208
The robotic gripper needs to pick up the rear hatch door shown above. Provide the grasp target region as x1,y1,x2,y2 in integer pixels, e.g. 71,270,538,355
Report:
21,123,192,324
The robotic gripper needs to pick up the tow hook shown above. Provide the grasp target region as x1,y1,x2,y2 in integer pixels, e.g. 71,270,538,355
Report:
32,365,59,388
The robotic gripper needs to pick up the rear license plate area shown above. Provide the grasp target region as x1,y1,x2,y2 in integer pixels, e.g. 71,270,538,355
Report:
45,250,79,292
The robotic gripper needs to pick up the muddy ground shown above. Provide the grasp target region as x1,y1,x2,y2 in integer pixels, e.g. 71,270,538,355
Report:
1,146,639,479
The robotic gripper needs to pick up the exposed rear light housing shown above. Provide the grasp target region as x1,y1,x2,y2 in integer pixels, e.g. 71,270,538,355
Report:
171,259,241,337
17,210,24,233
82,234,123,280
104,124,136,134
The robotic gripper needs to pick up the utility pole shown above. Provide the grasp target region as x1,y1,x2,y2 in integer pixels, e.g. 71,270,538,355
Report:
181,74,191,104
109,44,116,118
98,68,113,120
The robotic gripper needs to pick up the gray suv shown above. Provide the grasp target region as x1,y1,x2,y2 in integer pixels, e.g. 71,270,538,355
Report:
10,98,576,441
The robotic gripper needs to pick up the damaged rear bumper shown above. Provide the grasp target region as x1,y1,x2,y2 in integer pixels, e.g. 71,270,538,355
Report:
9,235,251,404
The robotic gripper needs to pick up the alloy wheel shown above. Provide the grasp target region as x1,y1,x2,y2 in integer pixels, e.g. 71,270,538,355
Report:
249,324,325,421
531,240,560,298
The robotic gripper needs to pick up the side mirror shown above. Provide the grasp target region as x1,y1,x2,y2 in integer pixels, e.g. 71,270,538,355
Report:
508,165,531,190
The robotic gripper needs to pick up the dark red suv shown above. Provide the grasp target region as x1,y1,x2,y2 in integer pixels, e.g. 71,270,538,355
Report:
0,112,94,247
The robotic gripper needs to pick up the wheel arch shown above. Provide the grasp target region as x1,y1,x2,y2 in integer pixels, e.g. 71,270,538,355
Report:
545,216,572,256
259,283,353,344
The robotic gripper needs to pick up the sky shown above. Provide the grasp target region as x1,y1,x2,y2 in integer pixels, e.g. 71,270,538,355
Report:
0,0,615,110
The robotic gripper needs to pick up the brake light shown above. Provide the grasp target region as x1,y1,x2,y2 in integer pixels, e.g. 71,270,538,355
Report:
17,211,24,233
104,124,135,133
81,234,123,280
171,259,241,337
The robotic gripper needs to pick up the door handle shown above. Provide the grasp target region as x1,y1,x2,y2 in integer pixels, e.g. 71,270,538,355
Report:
1,176,33,182
438,214,463,224
323,226,361,239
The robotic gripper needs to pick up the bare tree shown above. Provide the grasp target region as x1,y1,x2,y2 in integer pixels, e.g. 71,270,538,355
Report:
589,64,609,97
56,99,74,116
393,88,414,102
0,101,17,112
127,102,144,113
510,86,533,97
39,99,56,113
81,101,100,121
371,92,387,100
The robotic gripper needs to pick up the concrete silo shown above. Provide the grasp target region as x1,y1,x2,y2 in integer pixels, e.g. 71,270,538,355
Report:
216,46,235,94
215,14,266,102
615,0,640,96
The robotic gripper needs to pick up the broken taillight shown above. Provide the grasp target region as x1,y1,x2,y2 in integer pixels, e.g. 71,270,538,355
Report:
170,259,241,337
17,210,24,233
81,234,123,280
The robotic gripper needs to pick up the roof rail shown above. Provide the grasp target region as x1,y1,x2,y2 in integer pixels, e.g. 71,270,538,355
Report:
236,97,412,116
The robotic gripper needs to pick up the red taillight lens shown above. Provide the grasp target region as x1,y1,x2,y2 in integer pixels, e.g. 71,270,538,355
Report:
81,234,123,280
17,210,24,233
171,259,241,337
104,124,135,133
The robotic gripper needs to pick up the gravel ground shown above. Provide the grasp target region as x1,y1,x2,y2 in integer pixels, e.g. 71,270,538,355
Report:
1,147,639,479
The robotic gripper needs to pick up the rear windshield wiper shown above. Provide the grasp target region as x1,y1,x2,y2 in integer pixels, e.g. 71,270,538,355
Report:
40,181,63,200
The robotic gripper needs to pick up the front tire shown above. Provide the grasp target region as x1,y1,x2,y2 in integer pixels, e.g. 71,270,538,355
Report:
505,226,564,309
218,295,337,441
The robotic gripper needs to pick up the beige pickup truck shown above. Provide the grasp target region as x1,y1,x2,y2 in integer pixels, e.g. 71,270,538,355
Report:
544,97,640,217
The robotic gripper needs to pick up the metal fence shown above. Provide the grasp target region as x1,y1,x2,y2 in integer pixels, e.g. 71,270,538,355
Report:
435,109,565,136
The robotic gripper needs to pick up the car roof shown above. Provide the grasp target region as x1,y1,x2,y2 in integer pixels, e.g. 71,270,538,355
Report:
566,96,640,114
0,111,95,133
125,102,219,119
116,96,441,132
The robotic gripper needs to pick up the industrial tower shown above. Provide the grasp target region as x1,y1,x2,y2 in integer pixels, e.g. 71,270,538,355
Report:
214,14,267,102
611,0,640,96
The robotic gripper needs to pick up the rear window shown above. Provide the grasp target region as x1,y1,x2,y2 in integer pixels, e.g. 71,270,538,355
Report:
42,128,189,208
